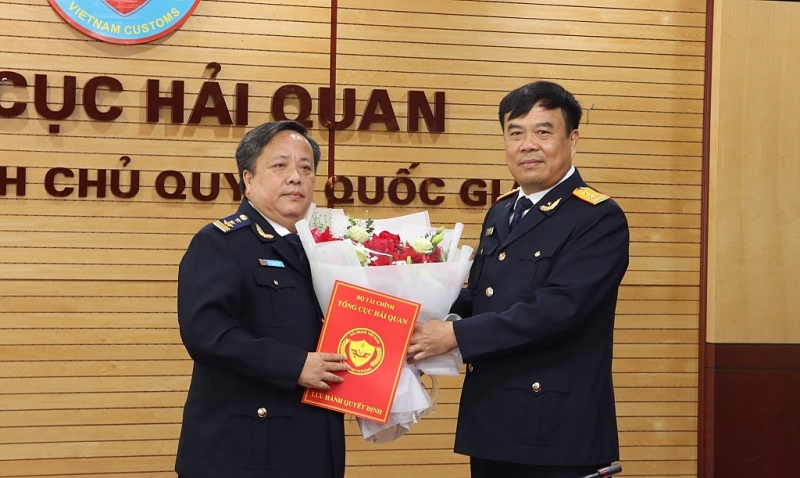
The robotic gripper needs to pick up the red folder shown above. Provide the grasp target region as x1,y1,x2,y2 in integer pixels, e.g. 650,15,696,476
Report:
302,280,420,423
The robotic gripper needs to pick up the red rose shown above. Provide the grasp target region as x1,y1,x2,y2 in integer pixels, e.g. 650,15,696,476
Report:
364,231,402,255
370,254,393,266
311,226,337,243
426,246,442,262
388,242,442,264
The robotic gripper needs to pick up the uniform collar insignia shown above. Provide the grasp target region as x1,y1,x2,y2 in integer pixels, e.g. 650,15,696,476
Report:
256,223,274,239
539,197,561,212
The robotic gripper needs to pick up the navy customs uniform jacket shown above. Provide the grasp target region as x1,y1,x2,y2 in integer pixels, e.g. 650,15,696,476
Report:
450,169,630,466
175,200,344,478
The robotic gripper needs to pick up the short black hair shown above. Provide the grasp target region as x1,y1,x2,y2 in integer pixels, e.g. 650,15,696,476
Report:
235,120,321,193
498,81,582,134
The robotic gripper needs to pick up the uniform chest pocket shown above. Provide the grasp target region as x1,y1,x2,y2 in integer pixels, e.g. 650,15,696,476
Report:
252,268,298,327
504,244,559,299
253,267,297,290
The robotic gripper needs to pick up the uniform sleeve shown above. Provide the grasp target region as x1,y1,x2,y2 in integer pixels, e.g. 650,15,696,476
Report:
450,287,474,318
177,230,308,391
453,203,630,361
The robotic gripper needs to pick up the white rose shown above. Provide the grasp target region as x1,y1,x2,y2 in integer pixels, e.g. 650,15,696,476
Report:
347,225,369,243
411,237,434,254
354,246,370,266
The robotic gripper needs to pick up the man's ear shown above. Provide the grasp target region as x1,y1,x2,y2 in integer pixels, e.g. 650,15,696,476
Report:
569,129,580,157
242,169,253,196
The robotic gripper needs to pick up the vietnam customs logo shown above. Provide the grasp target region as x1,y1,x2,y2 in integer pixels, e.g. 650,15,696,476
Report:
49,0,202,44
339,328,385,376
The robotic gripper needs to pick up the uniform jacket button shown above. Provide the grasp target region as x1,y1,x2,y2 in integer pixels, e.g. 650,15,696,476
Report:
467,363,474,373
257,407,267,418
531,382,541,393
498,252,506,261
485,287,494,297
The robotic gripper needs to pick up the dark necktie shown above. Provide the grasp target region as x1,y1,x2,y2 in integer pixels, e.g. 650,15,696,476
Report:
284,233,307,263
510,196,533,231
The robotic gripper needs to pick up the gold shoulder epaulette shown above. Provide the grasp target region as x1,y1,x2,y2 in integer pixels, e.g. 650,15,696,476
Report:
494,187,519,203
212,213,250,233
572,187,610,205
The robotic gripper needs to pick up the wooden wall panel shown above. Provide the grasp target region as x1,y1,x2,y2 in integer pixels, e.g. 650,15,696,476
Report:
0,1,705,477
707,0,800,344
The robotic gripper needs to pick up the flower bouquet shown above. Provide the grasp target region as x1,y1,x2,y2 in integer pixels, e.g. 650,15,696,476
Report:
295,205,473,443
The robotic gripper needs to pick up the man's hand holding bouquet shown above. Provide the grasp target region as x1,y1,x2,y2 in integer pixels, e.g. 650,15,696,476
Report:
295,206,473,443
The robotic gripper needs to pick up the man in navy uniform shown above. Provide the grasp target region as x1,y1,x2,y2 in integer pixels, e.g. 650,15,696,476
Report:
175,121,349,478
408,81,629,478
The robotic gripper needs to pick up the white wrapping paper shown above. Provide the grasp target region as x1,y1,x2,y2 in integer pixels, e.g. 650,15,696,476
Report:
296,207,473,443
